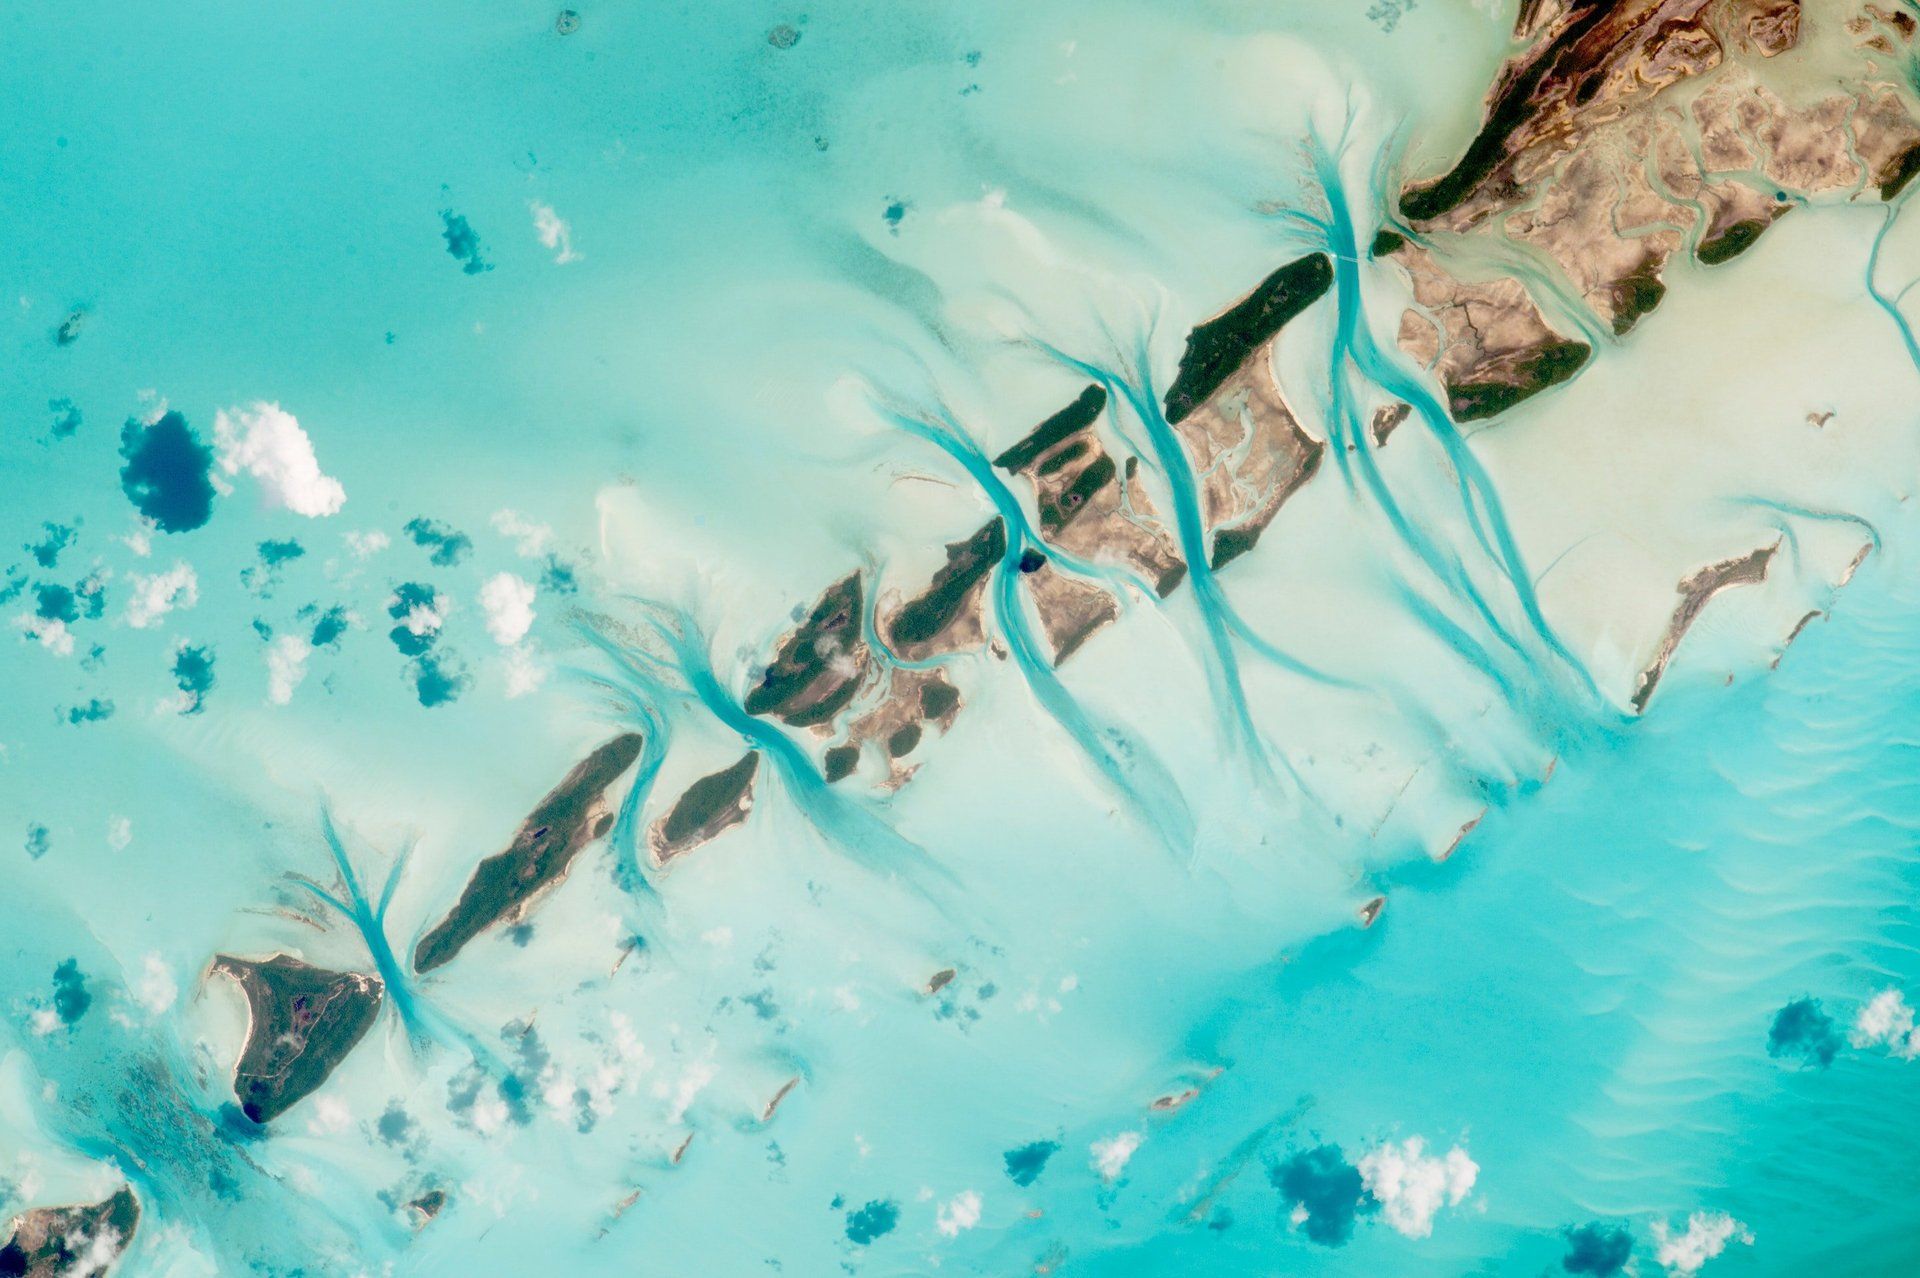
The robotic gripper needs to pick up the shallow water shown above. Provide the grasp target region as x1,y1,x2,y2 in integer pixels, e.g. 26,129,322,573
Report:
4,2,1920,1275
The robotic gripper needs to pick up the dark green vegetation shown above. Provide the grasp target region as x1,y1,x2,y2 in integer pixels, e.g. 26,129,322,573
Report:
657,753,759,856
888,520,1006,648
1209,524,1263,573
886,723,922,757
1880,140,1920,199
823,744,860,783
0,1187,139,1277
1696,218,1769,267
1446,340,1590,423
1037,454,1115,533
414,734,644,972
993,385,1107,471
1610,259,1667,335
744,574,864,726
1369,229,1406,257
213,955,383,1124
919,680,959,719
1162,254,1335,424
1397,0,1620,222
118,411,216,533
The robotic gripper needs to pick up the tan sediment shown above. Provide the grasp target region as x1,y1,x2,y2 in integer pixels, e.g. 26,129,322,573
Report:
1371,402,1411,447
1025,564,1119,664
1631,540,1779,712
1436,810,1486,862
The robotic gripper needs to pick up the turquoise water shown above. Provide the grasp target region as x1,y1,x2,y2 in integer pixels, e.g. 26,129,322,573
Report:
4,2,1920,1274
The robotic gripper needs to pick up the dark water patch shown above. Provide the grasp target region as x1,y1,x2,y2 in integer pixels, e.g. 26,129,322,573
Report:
75,573,106,619
882,199,910,233
377,1102,415,1146
0,571,23,607
213,954,383,1124
888,519,1005,648
1018,548,1047,573
405,517,472,567
415,734,644,972
53,306,87,347
119,412,216,533
1270,1144,1373,1246
259,538,305,567
47,398,81,440
64,699,114,725
844,1198,898,1245
309,604,351,648
1003,1138,1059,1187
540,555,579,595
1767,996,1841,1069
1562,1221,1633,1275
51,959,90,1026
25,523,75,569
172,644,216,714
1163,254,1334,423
410,652,471,707
24,825,50,860
439,211,492,275
33,584,78,624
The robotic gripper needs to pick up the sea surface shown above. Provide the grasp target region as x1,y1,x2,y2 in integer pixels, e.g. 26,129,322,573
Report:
3,2,1918,1274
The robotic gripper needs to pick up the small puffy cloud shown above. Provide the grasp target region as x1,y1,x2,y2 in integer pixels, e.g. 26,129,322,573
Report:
1651,1211,1751,1276
170,642,216,715
106,816,132,850
1562,1222,1634,1276
124,562,198,629
134,954,177,1015
1767,996,1842,1069
20,613,74,656
1090,1130,1141,1182
214,402,346,517
480,573,536,646
1357,1137,1477,1240
1852,989,1920,1059
346,529,389,559
530,201,581,264
503,644,548,698
935,1189,981,1238
491,509,553,557
266,634,312,705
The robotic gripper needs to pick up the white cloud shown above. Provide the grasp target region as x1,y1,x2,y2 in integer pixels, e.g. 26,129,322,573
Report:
503,644,548,698
20,614,73,656
122,524,152,557
1652,1211,1752,1276
306,1095,352,1136
530,201,581,264
936,1190,981,1237
214,402,346,517
491,508,553,558
400,600,443,638
106,816,132,851
266,635,312,705
1852,989,1920,1059
1090,1131,1141,1182
346,529,389,559
125,562,198,629
1357,1138,1478,1239
135,955,177,1015
480,573,536,646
